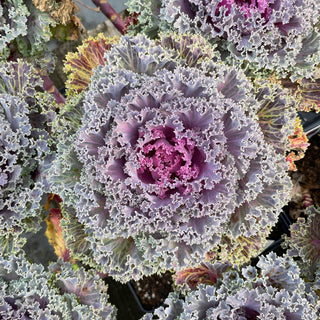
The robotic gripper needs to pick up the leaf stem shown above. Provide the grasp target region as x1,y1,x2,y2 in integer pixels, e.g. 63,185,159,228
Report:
91,0,126,34
40,72,66,105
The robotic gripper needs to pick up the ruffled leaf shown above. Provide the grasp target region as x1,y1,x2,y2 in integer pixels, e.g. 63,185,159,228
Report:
64,33,118,95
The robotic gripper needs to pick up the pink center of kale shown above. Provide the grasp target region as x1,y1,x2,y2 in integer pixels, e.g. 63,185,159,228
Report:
216,0,271,20
137,127,204,198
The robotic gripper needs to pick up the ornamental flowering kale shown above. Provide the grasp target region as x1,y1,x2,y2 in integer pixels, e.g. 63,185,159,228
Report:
126,0,320,79
48,33,294,281
0,60,51,256
143,253,319,320
0,254,117,319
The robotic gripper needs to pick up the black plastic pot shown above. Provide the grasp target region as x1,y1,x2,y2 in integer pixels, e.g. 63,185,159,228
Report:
299,111,320,138
104,277,145,320
267,210,292,241
250,210,293,265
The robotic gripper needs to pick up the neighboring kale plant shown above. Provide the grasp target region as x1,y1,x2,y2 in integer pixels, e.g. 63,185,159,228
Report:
48,33,294,282
126,0,320,80
0,0,55,60
0,0,28,58
0,60,51,256
0,254,117,319
283,206,320,281
143,253,319,319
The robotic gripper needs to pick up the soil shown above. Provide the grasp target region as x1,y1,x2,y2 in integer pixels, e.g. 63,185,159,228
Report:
131,271,174,312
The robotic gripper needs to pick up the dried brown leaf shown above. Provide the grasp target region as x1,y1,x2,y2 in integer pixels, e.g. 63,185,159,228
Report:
33,0,79,25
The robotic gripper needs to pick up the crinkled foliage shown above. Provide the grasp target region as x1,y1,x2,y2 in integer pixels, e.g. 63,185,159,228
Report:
48,33,293,282
143,253,318,320
280,68,320,113
126,0,165,39
0,59,42,96
0,0,55,60
0,254,117,319
59,203,95,266
255,80,297,156
18,0,56,57
127,0,320,80
0,60,51,256
284,206,320,280
211,232,270,266
49,260,117,319
296,68,320,112
0,0,29,59
158,32,220,68
64,33,118,96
